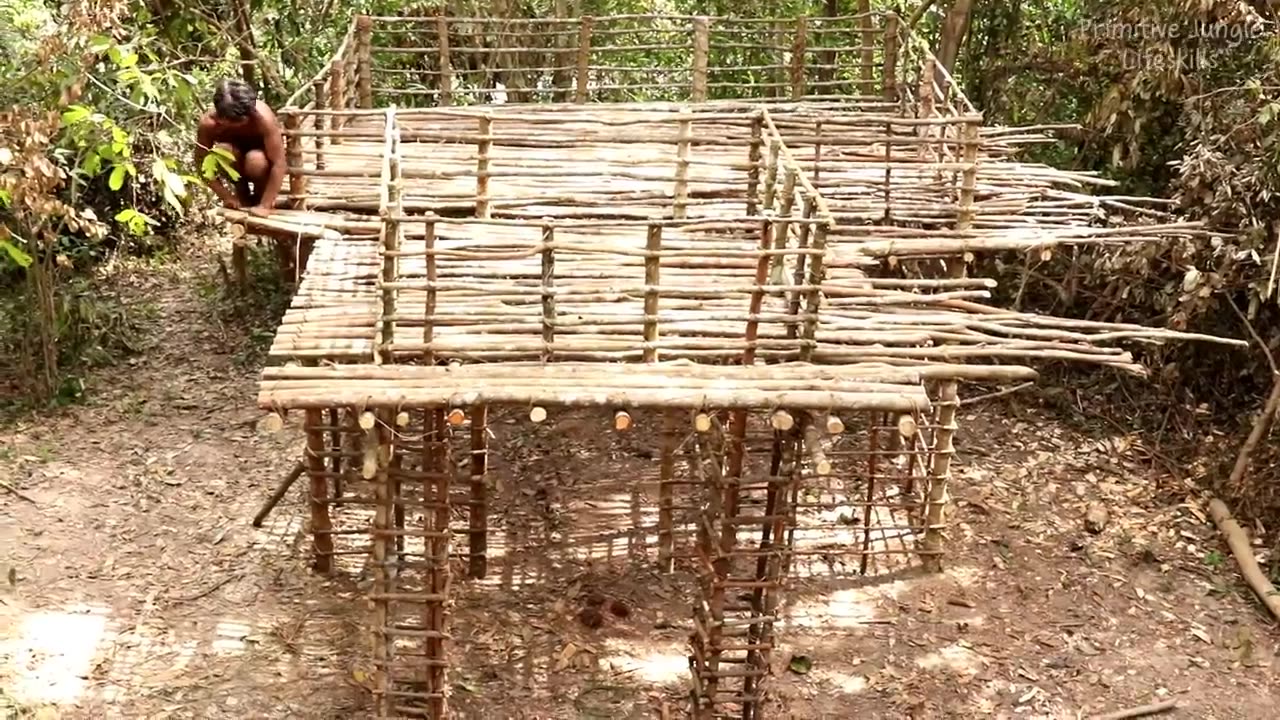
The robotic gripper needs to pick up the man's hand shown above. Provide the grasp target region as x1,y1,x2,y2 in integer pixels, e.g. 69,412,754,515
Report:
222,196,243,211
247,205,271,218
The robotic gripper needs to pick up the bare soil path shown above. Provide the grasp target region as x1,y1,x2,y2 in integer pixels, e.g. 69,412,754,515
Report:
1,247,1276,719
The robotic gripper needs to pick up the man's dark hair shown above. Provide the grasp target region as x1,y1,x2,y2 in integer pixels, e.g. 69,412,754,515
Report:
213,79,257,120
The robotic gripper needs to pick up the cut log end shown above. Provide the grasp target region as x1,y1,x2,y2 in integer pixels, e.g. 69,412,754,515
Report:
447,408,467,426
529,406,547,423
613,409,632,431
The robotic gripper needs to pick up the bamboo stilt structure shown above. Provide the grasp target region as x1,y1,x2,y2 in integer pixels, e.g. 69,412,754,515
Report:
246,13,1251,719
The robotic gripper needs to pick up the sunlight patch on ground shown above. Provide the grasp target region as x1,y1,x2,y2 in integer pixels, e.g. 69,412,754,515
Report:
813,669,870,695
600,637,689,685
915,641,987,677
2,604,113,705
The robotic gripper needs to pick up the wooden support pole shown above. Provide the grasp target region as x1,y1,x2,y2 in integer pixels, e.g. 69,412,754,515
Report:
882,120,894,222
475,114,492,218
859,0,875,94
379,125,399,365
424,407,450,717
356,15,373,108
673,111,692,219
691,16,710,102
540,219,556,361
284,113,305,209
436,15,453,106
657,409,679,573
312,78,326,169
917,57,937,161
798,221,829,361
762,138,781,211
921,381,958,571
769,168,797,285
785,196,815,339
469,404,489,579
369,408,393,715
958,120,980,233
746,111,764,215
329,58,346,141
304,409,333,573
882,13,900,102
643,223,662,363
575,17,593,103
789,17,807,100
422,215,438,365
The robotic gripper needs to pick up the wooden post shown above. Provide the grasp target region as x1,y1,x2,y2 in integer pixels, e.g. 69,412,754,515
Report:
917,58,936,163
882,120,894,222
762,137,781,211
789,17,807,100
540,219,556,362
423,215,438,365
283,113,305,209
468,404,489,579
798,221,829,361
657,409,678,573
859,0,875,95
958,120,979,231
882,13,900,102
673,110,692,219
356,15,373,108
435,15,453,106
691,16,709,102
379,125,399,365
746,111,763,215
643,223,662,363
329,58,346,142
476,114,492,218
304,409,334,573
423,407,450,717
312,78,326,169
575,16,593,103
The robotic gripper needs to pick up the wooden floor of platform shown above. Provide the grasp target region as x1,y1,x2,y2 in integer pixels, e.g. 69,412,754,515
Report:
297,107,764,218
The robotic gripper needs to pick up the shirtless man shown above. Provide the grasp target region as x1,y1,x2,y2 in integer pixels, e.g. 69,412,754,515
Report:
194,79,285,218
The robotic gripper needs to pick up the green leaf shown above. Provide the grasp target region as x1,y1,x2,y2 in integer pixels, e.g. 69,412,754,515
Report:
88,35,113,53
151,157,168,182
108,164,127,191
116,50,138,68
0,189,10,206
0,238,33,268
61,105,92,125
114,207,157,236
787,654,812,675
82,151,102,176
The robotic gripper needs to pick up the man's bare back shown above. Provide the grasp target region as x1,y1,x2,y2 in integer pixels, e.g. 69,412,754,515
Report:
195,79,286,218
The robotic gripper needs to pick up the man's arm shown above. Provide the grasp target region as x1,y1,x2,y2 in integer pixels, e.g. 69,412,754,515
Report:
250,101,287,214
194,115,241,209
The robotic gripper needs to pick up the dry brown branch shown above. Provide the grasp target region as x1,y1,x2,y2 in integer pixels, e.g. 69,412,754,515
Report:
1088,700,1177,720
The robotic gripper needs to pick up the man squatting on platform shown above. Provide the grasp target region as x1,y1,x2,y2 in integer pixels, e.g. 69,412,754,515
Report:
194,79,286,218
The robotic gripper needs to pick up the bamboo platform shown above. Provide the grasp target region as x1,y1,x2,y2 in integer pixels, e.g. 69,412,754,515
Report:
232,11,1248,720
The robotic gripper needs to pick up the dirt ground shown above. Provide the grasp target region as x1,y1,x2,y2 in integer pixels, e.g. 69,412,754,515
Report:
2,247,1278,719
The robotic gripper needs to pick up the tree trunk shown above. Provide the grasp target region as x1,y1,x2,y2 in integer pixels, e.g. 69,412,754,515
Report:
936,0,976,84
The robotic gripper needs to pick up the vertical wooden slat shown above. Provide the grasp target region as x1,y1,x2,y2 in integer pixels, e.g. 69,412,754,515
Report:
312,78,326,169
329,58,346,142
643,223,662,363
283,113,305,209
540,219,556,362
575,17,593,103
356,15,373,108
422,216,438,365
691,16,710,102
469,404,489,579
789,17,807,100
436,15,453,106
673,111,692,219
475,114,492,218
882,13,900,102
